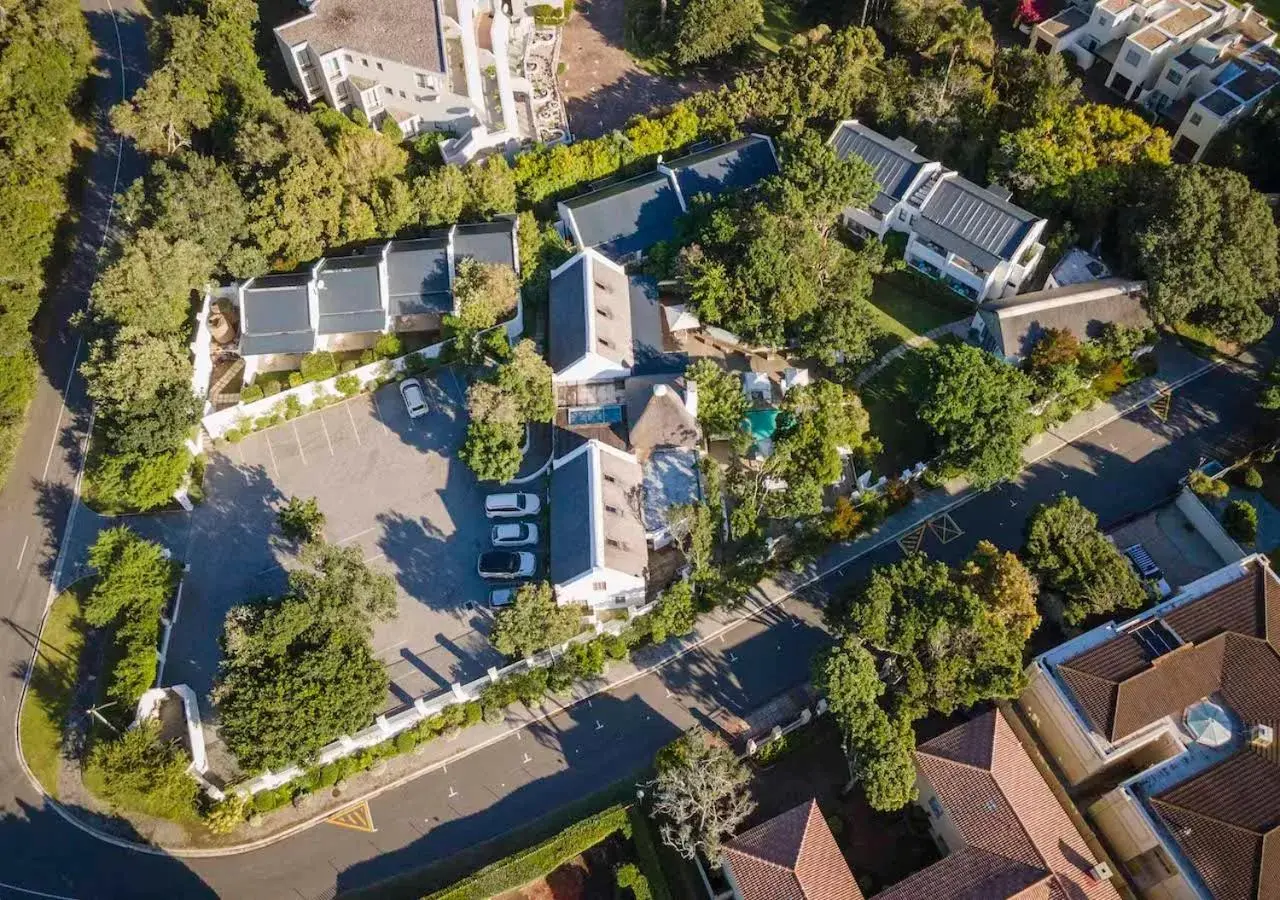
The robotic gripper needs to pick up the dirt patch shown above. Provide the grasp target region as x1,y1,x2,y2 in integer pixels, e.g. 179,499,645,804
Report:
557,0,710,138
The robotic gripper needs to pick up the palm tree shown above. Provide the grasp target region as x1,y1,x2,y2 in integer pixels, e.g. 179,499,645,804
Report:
927,6,995,100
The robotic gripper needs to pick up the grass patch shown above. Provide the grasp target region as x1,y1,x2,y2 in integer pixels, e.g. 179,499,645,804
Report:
865,271,973,351
752,0,804,52
860,347,936,478
1172,321,1239,358
18,580,92,798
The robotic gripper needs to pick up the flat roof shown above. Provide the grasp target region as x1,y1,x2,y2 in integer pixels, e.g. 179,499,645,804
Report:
276,0,446,74
453,220,517,269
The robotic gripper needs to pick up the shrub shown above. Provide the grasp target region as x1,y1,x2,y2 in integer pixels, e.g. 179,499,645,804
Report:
336,374,360,396
1243,466,1264,489
287,372,304,388
262,379,283,397
278,496,326,543
1188,468,1229,499
87,449,190,514
240,383,263,403
282,394,304,420
828,496,863,540
204,794,248,835
373,333,403,359
84,721,199,823
1224,499,1259,544
224,427,245,443
340,359,359,373
394,729,418,754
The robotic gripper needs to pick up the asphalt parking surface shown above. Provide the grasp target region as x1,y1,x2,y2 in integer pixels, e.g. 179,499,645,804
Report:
165,374,537,718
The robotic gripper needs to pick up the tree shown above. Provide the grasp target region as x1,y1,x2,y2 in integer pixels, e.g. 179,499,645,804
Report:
461,420,524,483
86,449,192,514
917,343,1034,488
491,582,582,658
448,258,520,360
84,721,199,821
1124,164,1279,344
1187,468,1229,500
88,228,211,335
672,0,764,66
926,5,994,100
649,580,698,643
993,47,1081,131
1026,328,1081,374
766,380,876,517
495,339,554,424
214,543,397,770
960,540,1040,643
887,0,962,54
1223,499,1259,544
1024,493,1145,625
1208,92,1280,193
686,360,747,438
649,727,755,863
278,496,326,544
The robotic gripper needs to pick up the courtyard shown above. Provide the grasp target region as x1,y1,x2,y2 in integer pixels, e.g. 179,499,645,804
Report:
164,373,543,722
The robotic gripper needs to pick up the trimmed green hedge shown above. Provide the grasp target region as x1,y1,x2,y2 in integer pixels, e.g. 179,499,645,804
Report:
424,805,631,899
628,807,673,900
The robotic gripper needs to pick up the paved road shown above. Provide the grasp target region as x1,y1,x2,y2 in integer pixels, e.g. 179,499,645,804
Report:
0,3,1273,898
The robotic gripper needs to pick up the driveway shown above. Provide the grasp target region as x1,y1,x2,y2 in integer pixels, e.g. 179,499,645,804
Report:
165,375,520,718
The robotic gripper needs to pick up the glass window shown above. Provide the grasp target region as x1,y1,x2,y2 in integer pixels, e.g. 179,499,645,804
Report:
324,56,340,74
376,61,384,70
361,57,369,66
399,90,406,98
1098,14,1110,26
344,54,352,62
1125,48,1142,67
416,73,429,88
1167,68,1183,85
1189,112,1203,126
928,797,943,817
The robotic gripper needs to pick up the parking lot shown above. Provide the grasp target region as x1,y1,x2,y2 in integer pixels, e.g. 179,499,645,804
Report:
165,373,544,721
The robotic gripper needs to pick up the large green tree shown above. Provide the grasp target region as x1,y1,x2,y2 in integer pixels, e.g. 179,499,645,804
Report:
649,727,755,863
672,0,763,66
495,339,555,424
1024,493,1145,625
685,360,747,439
1123,164,1279,344
491,582,582,658
917,343,1035,488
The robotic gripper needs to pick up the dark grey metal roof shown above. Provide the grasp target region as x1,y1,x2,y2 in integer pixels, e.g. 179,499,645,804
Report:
1200,88,1242,115
629,276,684,376
667,135,779,201
919,176,1041,269
979,278,1150,360
386,238,451,316
561,171,683,258
550,448,593,584
549,255,588,373
830,121,928,212
453,220,517,269
276,0,446,74
315,256,384,335
241,272,314,355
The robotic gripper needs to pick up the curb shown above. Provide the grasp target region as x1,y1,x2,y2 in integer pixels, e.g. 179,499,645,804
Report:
13,348,1229,858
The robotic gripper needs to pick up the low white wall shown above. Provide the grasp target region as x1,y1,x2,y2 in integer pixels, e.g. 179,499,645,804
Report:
1175,486,1246,564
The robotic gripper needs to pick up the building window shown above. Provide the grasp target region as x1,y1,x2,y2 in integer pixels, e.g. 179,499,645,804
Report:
361,57,369,66
592,580,608,591
1189,112,1203,126
324,56,340,74
598,336,614,349
1097,14,1110,27
1166,68,1183,85
344,54,352,62
928,797,943,817
376,61,384,70
399,89,406,98
1125,48,1142,66
384,86,393,95
603,473,617,484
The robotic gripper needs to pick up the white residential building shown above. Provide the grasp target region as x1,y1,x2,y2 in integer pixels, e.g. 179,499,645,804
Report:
829,120,1047,302
274,0,542,162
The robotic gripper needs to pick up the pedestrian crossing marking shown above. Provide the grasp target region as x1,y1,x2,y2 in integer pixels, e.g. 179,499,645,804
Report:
898,523,928,555
1150,390,1172,421
928,513,963,545
325,800,376,833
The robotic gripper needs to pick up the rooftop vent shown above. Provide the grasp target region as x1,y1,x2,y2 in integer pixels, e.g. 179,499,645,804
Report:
1088,862,1114,881
1251,723,1274,749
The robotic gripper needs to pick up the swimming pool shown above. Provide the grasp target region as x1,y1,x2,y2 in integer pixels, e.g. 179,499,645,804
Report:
743,408,780,441
567,404,624,426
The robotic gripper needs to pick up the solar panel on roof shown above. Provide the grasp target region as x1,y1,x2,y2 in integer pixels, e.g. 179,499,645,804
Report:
1129,620,1181,660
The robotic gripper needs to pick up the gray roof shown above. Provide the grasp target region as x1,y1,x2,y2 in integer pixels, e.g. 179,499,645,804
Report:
386,237,452,316
453,220,517,269
315,255,385,335
550,447,593,584
548,252,635,376
240,272,314,356
979,278,1150,360
276,0,446,74
549,255,589,373
642,447,701,534
830,121,929,215
629,275,684,375
560,171,684,258
666,135,779,201
918,175,1042,270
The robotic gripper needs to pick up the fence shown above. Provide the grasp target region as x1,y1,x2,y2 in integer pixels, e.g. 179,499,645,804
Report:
1175,485,1247,564
200,302,523,440
233,598,655,797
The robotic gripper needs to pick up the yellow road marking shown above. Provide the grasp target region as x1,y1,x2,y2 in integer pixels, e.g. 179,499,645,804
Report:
325,800,376,833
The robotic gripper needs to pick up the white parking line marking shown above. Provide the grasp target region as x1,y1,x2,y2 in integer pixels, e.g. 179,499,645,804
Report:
292,422,308,466
263,431,280,481
345,401,363,446
319,413,335,456
447,370,466,406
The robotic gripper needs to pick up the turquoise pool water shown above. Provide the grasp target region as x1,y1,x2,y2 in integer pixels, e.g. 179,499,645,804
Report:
744,408,780,441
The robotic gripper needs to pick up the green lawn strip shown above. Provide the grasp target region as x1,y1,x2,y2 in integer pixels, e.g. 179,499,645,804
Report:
425,804,632,900
867,272,973,345
18,580,92,798
628,806,676,900
859,347,936,479
752,0,803,53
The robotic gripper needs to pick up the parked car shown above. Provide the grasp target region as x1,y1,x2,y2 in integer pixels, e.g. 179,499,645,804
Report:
488,586,521,608
477,551,536,579
400,378,428,419
491,522,538,547
484,492,540,518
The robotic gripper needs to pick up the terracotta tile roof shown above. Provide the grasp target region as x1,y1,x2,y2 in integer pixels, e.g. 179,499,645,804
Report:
722,800,864,900
879,710,1121,900
1058,560,1280,741
1149,748,1280,900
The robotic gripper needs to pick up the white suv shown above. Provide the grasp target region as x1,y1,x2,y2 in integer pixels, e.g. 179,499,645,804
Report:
484,493,540,518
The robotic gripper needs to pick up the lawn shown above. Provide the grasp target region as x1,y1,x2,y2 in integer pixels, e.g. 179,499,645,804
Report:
859,347,937,479
18,581,91,798
865,271,974,353
752,0,806,53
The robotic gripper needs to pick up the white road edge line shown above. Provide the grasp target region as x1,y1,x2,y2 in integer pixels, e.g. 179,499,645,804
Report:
15,535,29,571
40,338,82,483
0,879,83,900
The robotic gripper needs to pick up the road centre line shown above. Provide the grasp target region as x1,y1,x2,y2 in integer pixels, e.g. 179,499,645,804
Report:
15,535,29,571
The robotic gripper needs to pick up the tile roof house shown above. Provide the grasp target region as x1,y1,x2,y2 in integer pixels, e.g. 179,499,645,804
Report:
972,278,1151,362
1020,555,1280,900
549,439,648,608
877,709,1122,900
273,0,535,161
722,800,864,900
828,121,1046,302
229,218,519,384
1029,0,1276,162
557,135,779,262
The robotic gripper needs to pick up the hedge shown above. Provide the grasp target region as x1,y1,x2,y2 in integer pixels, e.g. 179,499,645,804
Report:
424,805,631,899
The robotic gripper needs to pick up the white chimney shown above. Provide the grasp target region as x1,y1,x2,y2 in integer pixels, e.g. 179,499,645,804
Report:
1089,863,1114,881
684,380,698,419
1251,723,1274,749
652,383,669,397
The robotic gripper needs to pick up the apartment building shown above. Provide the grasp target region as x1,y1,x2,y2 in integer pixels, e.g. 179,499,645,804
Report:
1020,555,1280,899
1031,0,1277,161
828,120,1047,302
274,0,539,161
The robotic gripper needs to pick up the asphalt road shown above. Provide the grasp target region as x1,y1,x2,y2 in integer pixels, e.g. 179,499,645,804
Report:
0,2,1273,898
